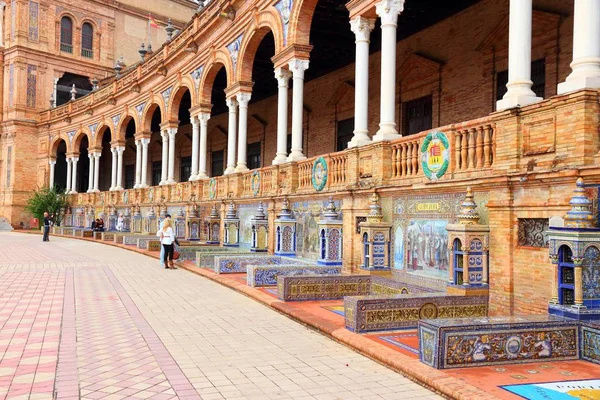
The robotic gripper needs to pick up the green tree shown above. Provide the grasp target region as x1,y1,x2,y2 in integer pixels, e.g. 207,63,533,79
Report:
25,186,69,227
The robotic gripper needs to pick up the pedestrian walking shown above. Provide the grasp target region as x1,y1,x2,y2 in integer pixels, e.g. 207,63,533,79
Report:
157,218,177,269
159,214,171,267
42,212,51,242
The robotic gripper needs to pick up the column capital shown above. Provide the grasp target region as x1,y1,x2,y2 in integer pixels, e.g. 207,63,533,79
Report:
116,145,125,153
49,159,56,165
71,156,79,162
288,59,309,78
350,16,376,41
375,0,405,26
140,138,151,146
168,128,177,139
161,130,169,140
275,67,292,86
236,92,252,107
226,97,238,109
199,112,211,124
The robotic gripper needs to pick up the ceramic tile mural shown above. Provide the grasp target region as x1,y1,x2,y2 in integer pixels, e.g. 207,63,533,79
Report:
419,315,579,369
581,322,600,364
392,192,488,281
345,294,488,333
582,246,600,306
292,200,342,260
278,275,371,301
238,203,260,246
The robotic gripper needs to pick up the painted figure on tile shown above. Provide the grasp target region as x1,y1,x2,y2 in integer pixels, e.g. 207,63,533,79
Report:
534,333,552,357
472,337,490,362
405,220,449,278
393,224,404,270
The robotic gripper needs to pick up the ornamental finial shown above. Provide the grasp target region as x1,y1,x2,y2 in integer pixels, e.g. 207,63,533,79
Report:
457,187,480,225
225,200,237,219
367,193,383,223
564,178,594,228
209,203,220,219
254,201,267,220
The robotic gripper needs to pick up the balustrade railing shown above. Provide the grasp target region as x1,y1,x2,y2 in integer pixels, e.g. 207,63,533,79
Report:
453,122,495,171
329,153,348,186
298,160,313,190
390,137,421,179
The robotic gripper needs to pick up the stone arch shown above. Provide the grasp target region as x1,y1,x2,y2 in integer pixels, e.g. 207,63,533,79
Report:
168,83,194,122
199,49,234,104
287,0,319,46
50,134,69,157
72,127,93,152
57,11,79,28
93,120,114,148
237,9,285,81
141,100,165,133
115,108,137,142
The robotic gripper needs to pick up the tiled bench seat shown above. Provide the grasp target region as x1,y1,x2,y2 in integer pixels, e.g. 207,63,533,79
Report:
247,265,341,287
418,315,579,369
213,255,311,274
345,293,488,333
277,275,436,301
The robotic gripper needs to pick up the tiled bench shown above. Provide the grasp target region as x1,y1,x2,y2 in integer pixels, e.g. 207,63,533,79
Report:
213,255,310,274
123,235,155,246
101,232,115,241
247,265,341,287
276,275,436,301
196,250,250,268
419,315,579,369
580,320,600,365
344,293,488,333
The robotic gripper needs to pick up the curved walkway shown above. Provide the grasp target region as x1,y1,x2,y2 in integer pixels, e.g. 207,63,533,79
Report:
0,233,442,400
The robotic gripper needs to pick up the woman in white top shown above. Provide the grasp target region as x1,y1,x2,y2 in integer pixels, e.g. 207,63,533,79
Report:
116,214,124,232
157,218,177,269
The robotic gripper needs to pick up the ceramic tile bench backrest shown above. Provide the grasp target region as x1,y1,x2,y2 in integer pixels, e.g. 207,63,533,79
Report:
213,255,311,274
276,275,437,301
344,293,488,333
123,235,155,245
418,315,580,369
247,265,341,287
277,275,371,301
175,246,222,262
579,320,600,365
196,250,250,268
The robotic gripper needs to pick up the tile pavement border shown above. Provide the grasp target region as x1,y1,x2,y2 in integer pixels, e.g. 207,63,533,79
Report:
19,230,499,400
55,268,80,400
101,266,200,399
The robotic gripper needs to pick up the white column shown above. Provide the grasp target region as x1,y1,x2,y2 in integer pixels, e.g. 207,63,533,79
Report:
140,138,150,187
349,16,376,148
0,3,6,48
198,113,210,179
87,152,94,193
49,159,56,188
93,152,100,192
65,157,72,192
235,92,251,173
225,97,238,175
160,130,168,185
373,0,404,141
287,59,309,162
115,146,124,190
273,68,291,165
110,147,117,190
167,128,176,184
190,116,200,181
70,157,79,194
558,0,600,94
134,139,142,188
496,0,541,110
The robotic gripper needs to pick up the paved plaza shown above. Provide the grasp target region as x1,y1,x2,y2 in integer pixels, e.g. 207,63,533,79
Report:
0,233,441,400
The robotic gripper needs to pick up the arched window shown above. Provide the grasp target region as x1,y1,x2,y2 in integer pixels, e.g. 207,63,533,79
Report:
60,16,73,53
81,23,93,58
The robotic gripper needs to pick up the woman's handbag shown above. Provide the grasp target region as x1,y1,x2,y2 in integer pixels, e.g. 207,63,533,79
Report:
173,243,180,260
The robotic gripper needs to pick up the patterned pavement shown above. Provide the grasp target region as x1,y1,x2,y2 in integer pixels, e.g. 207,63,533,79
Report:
0,232,442,400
